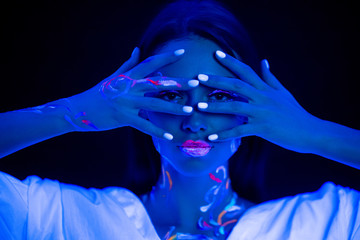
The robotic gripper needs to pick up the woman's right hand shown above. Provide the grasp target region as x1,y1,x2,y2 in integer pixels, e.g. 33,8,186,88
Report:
64,48,195,140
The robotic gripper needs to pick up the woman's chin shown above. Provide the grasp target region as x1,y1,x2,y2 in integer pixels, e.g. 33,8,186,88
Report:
161,154,228,177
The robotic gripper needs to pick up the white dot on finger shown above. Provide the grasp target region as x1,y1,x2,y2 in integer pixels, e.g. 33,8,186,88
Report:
163,132,174,141
183,106,193,113
197,102,208,109
216,50,226,59
188,80,199,87
208,134,218,141
174,49,185,56
198,74,209,82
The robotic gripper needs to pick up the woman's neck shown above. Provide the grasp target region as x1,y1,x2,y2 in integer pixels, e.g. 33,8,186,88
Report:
142,158,249,238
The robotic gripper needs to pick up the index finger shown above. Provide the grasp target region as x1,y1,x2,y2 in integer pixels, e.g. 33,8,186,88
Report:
215,50,268,90
127,49,185,79
131,76,198,93
199,74,259,101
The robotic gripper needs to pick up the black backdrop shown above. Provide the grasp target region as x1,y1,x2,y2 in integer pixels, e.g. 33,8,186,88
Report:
1,0,359,202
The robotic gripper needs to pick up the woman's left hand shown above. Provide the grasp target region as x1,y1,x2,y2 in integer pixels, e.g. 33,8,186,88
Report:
198,51,323,154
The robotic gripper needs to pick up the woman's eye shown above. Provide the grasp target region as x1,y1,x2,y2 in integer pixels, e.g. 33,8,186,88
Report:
157,90,182,102
208,90,236,102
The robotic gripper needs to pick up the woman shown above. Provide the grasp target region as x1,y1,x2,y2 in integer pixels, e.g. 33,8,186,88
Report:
1,0,359,239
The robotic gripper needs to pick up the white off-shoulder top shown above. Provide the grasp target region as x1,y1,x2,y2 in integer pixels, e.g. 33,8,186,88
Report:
0,171,359,239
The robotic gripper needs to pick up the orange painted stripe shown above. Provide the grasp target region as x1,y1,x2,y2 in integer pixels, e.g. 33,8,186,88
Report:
221,219,238,227
217,210,227,225
166,171,173,190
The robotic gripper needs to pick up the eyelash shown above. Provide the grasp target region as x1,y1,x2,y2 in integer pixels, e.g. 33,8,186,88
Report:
157,90,183,102
208,90,238,102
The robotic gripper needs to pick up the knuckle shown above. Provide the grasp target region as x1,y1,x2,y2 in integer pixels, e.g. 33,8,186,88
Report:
234,81,245,90
233,102,243,112
146,98,159,109
241,62,252,71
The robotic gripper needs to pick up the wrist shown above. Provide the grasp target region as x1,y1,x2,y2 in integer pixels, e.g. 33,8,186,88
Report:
307,116,360,167
36,98,78,133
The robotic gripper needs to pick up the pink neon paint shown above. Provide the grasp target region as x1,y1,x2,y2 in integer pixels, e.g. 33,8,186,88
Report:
209,173,222,183
203,221,212,228
104,74,182,89
81,120,99,130
145,78,160,85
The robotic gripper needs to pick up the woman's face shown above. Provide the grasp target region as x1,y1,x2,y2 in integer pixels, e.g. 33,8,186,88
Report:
147,36,246,176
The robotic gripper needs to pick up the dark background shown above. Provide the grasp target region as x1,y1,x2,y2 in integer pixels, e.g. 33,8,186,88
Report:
1,0,359,202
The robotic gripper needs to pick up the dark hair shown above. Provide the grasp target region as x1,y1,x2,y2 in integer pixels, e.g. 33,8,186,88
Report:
128,0,267,203
138,0,260,73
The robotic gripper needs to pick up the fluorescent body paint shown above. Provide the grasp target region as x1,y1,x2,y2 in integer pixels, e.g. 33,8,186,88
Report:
209,173,222,183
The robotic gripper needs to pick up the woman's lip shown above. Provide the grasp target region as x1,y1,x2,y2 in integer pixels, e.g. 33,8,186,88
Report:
179,140,212,157
181,140,211,148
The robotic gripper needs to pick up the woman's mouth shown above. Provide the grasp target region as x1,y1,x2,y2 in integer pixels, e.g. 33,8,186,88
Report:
179,140,212,157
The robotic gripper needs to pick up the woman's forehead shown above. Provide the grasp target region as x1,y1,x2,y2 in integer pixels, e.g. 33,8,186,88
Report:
153,37,237,79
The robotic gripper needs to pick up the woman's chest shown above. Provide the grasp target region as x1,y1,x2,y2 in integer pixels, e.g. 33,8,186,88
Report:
153,223,229,240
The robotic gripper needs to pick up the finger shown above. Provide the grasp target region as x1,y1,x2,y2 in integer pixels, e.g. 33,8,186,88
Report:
261,59,287,91
198,74,261,101
131,76,198,92
99,76,132,98
208,124,254,141
197,101,256,117
131,96,192,115
117,47,141,74
128,49,185,79
214,50,268,90
127,114,174,140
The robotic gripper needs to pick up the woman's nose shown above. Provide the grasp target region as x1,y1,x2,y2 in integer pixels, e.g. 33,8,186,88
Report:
181,110,207,133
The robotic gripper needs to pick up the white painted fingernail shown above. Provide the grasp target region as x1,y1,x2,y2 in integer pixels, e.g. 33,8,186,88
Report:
163,132,174,141
174,49,185,56
198,74,209,82
183,106,193,113
208,134,218,141
197,102,208,109
216,50,226,59
188,80,199,87
264,59,270,69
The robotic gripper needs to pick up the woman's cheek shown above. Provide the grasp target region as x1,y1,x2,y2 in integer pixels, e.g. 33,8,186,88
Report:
211,114,244,130
147,112,181,130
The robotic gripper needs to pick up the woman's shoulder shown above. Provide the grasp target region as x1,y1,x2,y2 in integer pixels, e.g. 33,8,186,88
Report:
228,182,360,240
0,171,159,239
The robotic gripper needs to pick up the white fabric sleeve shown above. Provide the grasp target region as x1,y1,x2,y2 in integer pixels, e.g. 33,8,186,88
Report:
228,182,360,240
0,171,160,240
0,171,30,239
0,171,66,240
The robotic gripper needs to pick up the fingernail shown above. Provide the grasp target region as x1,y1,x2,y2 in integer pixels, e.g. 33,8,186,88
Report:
197,102,208,109
198,74,209,82
182,106,193,113
131,47,139,56
174,49,185,56
188,79,199,87
163,132,174,141
216,50,226,59
264,59,270,70
208,134,218,141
